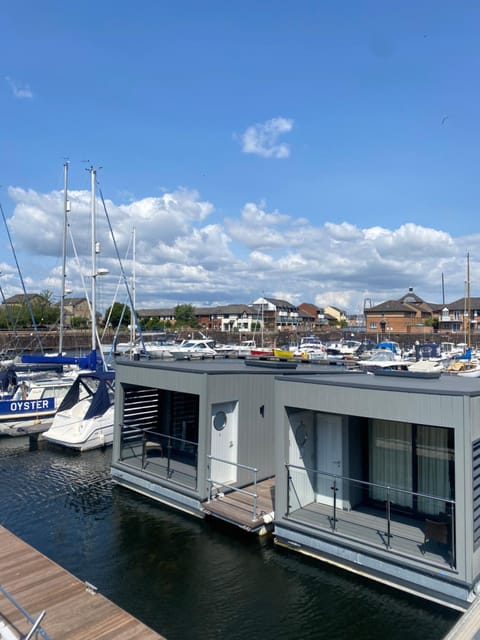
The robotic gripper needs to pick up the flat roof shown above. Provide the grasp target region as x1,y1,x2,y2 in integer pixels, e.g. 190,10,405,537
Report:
278,370,480,397
114,356,359,377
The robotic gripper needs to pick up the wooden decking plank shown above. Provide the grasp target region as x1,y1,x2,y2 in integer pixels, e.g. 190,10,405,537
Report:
0,526,164,639
204,477,275,530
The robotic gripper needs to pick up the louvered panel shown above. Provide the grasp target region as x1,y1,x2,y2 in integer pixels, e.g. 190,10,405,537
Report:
473,439,480,549
123,385,160,431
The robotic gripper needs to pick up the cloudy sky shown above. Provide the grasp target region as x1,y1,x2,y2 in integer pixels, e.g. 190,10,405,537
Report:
1,1,480,315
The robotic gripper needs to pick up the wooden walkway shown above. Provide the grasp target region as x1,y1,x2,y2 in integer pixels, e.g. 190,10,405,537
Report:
202,477,275,533
0,526,165,639
443,596,480,639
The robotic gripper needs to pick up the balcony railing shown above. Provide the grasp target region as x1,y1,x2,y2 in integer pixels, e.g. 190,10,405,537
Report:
207,456,260,522
286,464,456,569
120,426,199,489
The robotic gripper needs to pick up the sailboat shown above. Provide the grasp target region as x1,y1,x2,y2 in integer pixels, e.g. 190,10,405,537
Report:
42,166,116,451
446,252,480,377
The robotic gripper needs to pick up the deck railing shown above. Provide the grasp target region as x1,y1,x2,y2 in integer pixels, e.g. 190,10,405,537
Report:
119,426,199,489
286,463,456,568
0,584,50,640
207,456,260,521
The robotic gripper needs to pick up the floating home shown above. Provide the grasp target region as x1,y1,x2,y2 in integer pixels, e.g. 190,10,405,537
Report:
110,357,347,533
273,370,480,611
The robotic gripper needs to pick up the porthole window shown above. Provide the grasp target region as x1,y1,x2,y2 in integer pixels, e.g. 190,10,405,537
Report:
213,410,227,431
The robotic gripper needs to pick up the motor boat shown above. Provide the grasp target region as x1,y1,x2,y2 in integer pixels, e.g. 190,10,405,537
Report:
41,370,115,451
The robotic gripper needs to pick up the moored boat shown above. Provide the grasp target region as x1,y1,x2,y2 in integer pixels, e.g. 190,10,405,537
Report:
0,375,74,436
41,370,115,451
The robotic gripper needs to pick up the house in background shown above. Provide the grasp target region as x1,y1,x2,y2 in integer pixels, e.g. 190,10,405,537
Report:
251,297,300,332
195,304,258,332
136,308,177,328
298,303,328,329
434,298,480,336
323,305,346,325
364,288,436,336
62,297,90,326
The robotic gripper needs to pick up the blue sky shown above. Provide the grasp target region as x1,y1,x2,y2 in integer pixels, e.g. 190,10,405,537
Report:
1,1,479,315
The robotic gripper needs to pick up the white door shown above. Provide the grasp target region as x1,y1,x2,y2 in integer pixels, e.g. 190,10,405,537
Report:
210,401,238,486
288,411,316,510
315,413,344,507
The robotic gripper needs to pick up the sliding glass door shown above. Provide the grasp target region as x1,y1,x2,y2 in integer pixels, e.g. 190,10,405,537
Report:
369,419,454,516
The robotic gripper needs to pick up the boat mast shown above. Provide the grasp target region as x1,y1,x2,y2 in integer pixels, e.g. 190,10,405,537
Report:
130,227,136,349
59,161,70,355
467,252,471,349
89,166,97,354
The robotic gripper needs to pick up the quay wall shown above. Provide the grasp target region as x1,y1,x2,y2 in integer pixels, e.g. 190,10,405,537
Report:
0,328,470,354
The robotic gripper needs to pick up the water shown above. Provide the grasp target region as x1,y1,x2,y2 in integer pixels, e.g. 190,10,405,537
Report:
0,438,459,639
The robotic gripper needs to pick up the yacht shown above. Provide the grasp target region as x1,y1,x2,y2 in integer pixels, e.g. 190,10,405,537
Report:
0,375,74,436
168,339,217,359
41,370,115,451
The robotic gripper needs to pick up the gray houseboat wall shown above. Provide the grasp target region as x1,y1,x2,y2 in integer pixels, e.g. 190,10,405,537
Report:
272,372,480,610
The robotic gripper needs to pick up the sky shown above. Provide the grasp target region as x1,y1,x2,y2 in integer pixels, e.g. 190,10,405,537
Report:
1,0,480,316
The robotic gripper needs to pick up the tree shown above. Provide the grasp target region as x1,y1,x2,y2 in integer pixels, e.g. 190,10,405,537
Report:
32,289,59,326
104,302,131,328
174,304,197,328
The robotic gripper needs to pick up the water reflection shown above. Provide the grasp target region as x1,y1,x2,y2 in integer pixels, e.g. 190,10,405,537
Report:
0,438,459,639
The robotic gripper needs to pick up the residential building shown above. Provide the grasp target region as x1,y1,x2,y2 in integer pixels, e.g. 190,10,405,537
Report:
251,297,300,331
63,297,90,326
364,288,436,336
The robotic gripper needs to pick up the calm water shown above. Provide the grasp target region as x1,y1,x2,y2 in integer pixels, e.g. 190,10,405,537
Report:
0,438,459,640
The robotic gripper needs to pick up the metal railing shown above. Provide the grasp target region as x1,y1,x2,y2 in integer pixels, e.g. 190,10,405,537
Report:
119,426,199,489
207,456,260,522
0,584,50,639
286,463,456,568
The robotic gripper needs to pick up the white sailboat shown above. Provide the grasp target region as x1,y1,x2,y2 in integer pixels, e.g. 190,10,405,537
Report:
42,166,116,451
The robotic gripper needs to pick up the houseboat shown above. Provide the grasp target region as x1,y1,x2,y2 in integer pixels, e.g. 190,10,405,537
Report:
272,370,480,611
110,357,348,532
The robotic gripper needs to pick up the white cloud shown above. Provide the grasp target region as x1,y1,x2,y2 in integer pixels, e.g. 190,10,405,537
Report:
239,117,294,158
5,76,33,99
3,186,478,314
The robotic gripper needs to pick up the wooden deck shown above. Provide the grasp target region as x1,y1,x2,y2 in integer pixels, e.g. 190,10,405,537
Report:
443,595,480,639
0,526,165,640
202,477,275,533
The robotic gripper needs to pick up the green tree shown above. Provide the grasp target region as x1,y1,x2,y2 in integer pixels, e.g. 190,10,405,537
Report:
174,304,197,328
32,289,59,326
104,302,131,328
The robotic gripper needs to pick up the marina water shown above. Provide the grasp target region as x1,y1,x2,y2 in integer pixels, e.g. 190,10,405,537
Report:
0,438,459,639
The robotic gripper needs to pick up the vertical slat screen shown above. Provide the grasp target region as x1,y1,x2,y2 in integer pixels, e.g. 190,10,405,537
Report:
473,439,480,549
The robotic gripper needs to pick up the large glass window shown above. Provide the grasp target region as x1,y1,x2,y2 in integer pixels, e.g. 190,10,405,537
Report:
369,419,454,516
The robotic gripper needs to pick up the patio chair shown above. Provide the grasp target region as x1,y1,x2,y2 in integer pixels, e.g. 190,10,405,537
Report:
423,518,449,548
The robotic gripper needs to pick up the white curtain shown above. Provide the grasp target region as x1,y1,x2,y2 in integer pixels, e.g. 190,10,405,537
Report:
416,426,451,516
369,419,413,508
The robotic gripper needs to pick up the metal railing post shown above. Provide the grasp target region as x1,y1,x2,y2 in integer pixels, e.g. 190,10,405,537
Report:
331,477,337,531
253,468,258,519
450,502,456,568
286,465,291,516
386,487,392,549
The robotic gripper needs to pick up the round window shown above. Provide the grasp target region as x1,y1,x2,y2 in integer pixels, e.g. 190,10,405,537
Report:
213,410,227,431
